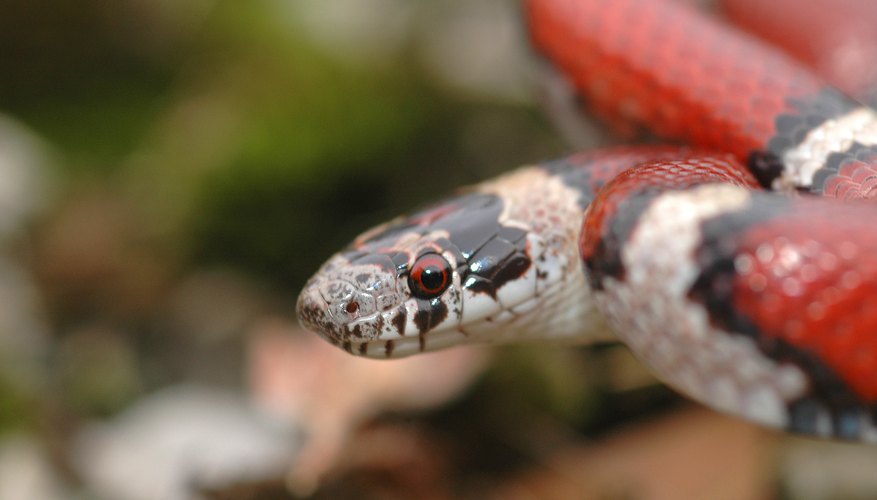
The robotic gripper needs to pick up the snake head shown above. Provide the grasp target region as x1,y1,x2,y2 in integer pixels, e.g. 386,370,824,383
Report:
296,188,550,357
297,167,600,358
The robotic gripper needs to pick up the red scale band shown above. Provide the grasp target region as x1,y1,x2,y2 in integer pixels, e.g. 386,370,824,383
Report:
732,202,877,402
527,0,829,160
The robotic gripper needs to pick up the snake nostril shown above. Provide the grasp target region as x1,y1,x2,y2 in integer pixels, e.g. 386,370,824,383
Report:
345,301,359,314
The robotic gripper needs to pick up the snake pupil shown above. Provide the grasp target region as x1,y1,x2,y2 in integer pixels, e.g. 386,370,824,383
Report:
421,267,444,291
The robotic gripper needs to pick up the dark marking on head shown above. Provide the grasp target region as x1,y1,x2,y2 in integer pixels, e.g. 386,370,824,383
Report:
392,307,407,336
497,226,526,243
463,275,496,298
413,298,448,334
358,343,368,356
491,252,530,287
385,340,395,358
375,314,385,333
354,193,501,254
440,197,506,260
460,230,531,297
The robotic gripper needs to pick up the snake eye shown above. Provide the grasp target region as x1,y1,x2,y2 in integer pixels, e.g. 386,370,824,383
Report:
408,254,452,299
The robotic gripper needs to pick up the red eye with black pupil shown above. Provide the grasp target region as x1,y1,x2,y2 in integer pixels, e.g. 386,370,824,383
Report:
408,254,451,299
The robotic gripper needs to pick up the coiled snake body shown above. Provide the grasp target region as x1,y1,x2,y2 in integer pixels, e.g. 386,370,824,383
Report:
297,0,877,441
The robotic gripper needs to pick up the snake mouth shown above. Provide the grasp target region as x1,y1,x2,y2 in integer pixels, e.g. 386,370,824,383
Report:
297,279,415,354
345,328,469,359
297,286,468,358
294,284,465,359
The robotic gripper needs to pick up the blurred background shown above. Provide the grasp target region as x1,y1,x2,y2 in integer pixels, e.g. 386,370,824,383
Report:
1,0,877,498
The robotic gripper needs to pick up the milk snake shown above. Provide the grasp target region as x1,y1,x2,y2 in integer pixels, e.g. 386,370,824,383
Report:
297,0,877,441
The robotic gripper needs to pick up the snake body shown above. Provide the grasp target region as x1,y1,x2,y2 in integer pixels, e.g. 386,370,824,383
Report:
296,0,877,441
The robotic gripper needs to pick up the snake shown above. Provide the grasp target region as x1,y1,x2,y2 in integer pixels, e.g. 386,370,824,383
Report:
296,0,877,441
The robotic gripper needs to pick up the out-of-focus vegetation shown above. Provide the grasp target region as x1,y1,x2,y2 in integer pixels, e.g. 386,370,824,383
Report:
4,0,566,292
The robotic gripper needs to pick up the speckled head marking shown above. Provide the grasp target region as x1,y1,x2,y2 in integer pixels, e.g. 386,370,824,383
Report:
297,166,612,358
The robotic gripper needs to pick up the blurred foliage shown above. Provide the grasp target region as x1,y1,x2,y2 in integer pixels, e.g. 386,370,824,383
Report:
0,0,568,418
0,0,183,169
0,375,34,436
2,0,565,291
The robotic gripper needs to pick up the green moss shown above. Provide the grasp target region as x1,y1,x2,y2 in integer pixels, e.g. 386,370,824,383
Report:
0,376,35,435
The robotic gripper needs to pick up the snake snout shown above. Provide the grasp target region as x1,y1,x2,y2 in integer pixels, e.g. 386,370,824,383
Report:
296,255,405,347
295,283,338,341
328,286,380,326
